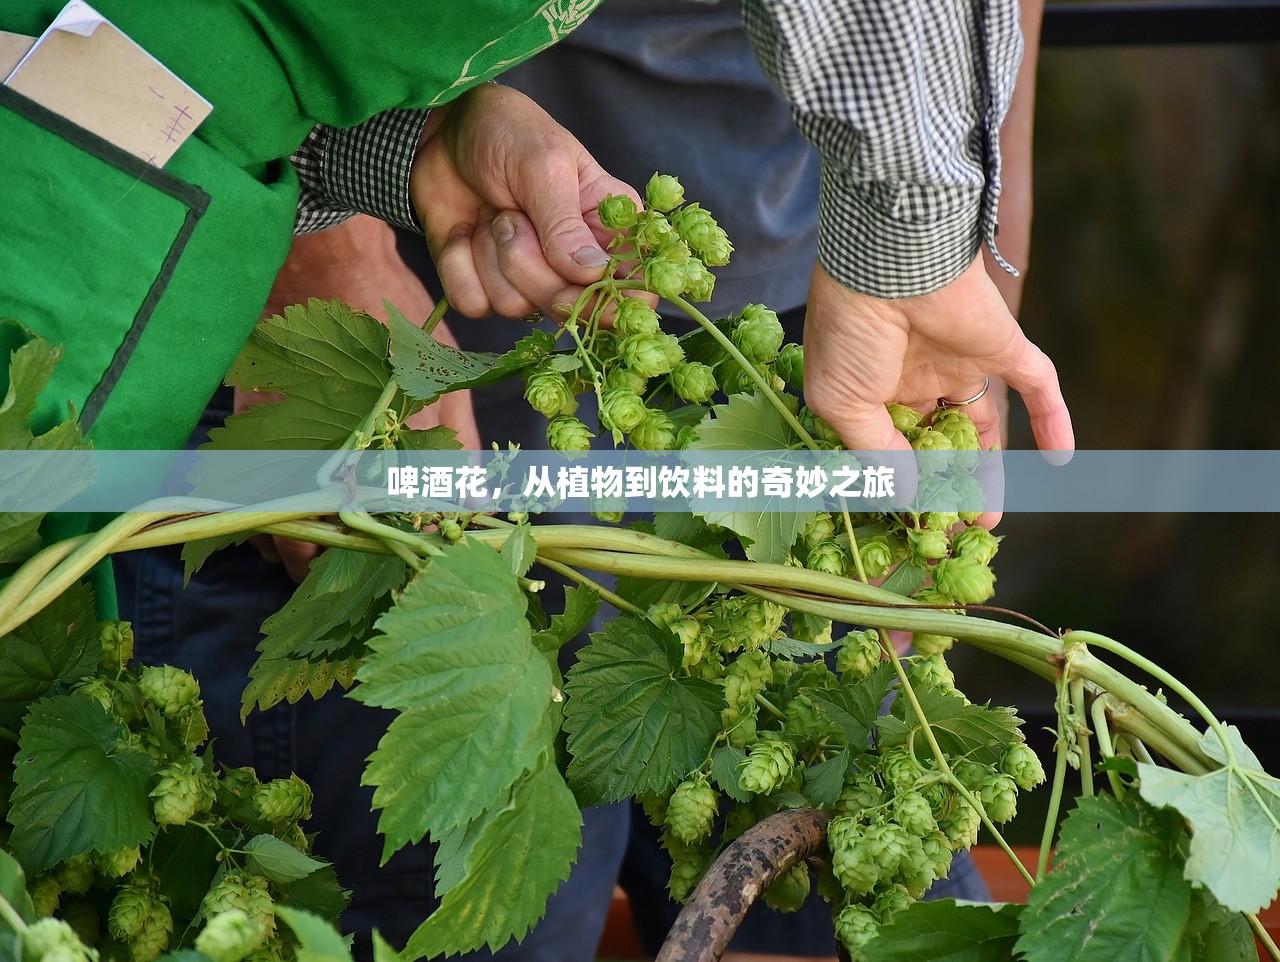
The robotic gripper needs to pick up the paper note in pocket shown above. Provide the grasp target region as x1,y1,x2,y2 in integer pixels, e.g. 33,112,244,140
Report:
4,0,212,167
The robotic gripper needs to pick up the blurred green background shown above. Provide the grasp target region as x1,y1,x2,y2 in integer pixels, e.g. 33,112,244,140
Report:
955,37,1280,724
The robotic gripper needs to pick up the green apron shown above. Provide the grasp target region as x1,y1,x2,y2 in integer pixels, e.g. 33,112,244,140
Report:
0,0,600,610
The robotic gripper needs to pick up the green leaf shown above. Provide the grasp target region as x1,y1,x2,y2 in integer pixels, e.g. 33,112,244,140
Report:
7,694,156,872
205,300,392,453
536,585,600,652
352,541,555,858
0,581,99,724
878,683,1022,767
544,353,582,374
275,906,354,962
244,834,326,884
0,849,34,933
615,572,717,611
402,753,582,960
686,393,815,563
802,750,850,808
1187,886,1255,961
180,532,250,586
808,663,894,749
710,747,752,803
395,425,461,451
562,616,721,805
879,561,927,598
241,654,361,721
768,636,844,659
1017,794,1199,962
1137,724,1280,914
864,901,1022,961
652,513,730,550
500,526,538,579
150,823,226,920
0,326,91,564
260,550,406,660
388,308,555,403
273,866,350,924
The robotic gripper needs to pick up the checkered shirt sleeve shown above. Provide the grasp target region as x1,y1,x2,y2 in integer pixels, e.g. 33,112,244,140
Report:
743,0,1023,298
292,108,432,235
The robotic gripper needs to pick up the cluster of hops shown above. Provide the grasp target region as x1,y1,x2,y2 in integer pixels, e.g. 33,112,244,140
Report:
26,638,330,962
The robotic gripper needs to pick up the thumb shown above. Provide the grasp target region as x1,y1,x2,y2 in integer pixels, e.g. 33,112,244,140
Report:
515,156,612,286
808,398,918,509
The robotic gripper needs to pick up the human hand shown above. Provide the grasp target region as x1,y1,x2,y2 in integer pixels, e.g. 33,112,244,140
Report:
410,83,641,320
245,215,479,582
802,256,1073,456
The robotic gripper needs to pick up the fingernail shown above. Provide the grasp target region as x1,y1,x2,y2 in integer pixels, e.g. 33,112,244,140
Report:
492,215,516,245
1042,448,1074,467
571,246,609,269
552,302,574,318
448,224,471,242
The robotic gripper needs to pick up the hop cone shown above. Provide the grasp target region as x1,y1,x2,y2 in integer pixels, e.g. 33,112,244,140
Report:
1001,742,1046,791
879,747,926,793
979,773,1019,824
886,402,923,434
22,919,83,962
645,173,685,212
739,736,795,795
731,307,784,364
763,862,810,913
546,415,594,452
828,817,880,896
30,876,61,919
670,362,717,403
599,388,647,433
671,203,732,266
96,846,142,879
667,778,719,844
908,527,950,562
100,621,134,670
931,409,981,451
934,557,997,605
130,899,173,962
834,774,882,818
872,883,913,923
605,365,647,394
630,410,677,451
836,630,881,680
806,540,847,576
620,332,677,378
775,343,804,391
950,525,1000,565
893,791,938,836
911,428,954,452
108,879,156,941
152,757,214,826
597,193,638,230
203,873,275,939
524,371,577,418
863,820,912,878
941,798,982,850
644,255,689,300
858,537,896,580
254,773,313,825
196,910,266,962
912,632,955,658
613,298,661,336
137,665,200,716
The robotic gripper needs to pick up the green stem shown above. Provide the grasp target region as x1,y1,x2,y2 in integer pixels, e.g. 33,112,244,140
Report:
423,296,449,335
0,893,27,934
669,294,820,450
1038,719,1070,879
533,555,641,615
1249,913,1280,961
1091,696,1126,799
1071,677,1093,798
314,377,402,490
755,694,785,722
1065,630,1233,766
338,510,437,564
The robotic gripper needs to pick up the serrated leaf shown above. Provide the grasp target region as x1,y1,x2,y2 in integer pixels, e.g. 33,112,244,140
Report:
808,663,894,749
352,541,554,858
205,300,391,453
0,581,99,723
1017,795,1197,962
500,526,538,579
802,750,850,808
180,532,250,586
0,326,91,563
879,683,1022,767
768,636,844,659
244,834,326,884
388,308,555,403
864,900,1022,961
879,561,927,597
686,392,815,563
562,617,721,805
260,550,406,660
395,425,461,451
402,753,582,959
241,653,361,720
539,586,600,651
7,694,156,872
1137,725,1280,914
275,906,353,962
544,353,582,374
1188,886,1255,961
0,849,33,933
711,747,752,803
273,865,350,924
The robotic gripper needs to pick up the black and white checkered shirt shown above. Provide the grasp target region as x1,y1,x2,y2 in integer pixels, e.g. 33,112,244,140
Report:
292,0,1021,299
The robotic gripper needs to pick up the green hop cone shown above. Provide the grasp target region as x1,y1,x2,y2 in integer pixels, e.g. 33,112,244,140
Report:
784,694,840,748
836,629,881,680
828,817,880,897
907,527,950,563
54,855,94,896
74,676,115,714
911,632,955,657
30,876,62,919
597,193,638,231
644,255,689,300
834,904,880,956
96,846,141,879
254,773,313,825
630,410,677,451
670,361,717,403
599,388,648,433
872,883,913,923
886,402,923,436
152,757,214,827
801,513,836,550
879,747,927,793
523,371,578,418
645,173,685,212
739,735,795,795
923,510,960,532
912,655,956,692
130,898,173,962
202,873,276,940
941,798,982,850
892,791,937,836
675,619,710,669
931,409,981,451
722,650,773,713
196,910,266,962
763,862,810,914
100,621,134,670
775,343,804,392
108,879,156,941
620,332,677,378
1001,742,1046,791
670,203,732,265
605,365,648,394
737,596,786,649
858,536,896,580
933,557,997,605
22,918,83,962
668,856,705,903
635,210,676,251
950,525,1000,565
667,777,719,844
921,829,955,880
613,298,661,337
806,540,848,577
863,820,912,877
911,428,954,451
834,774,883,818
646,602,683,630
731,306,784,364
547,415,594,452
137,664,200,716
682,258,715,302
978,773,1019,824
